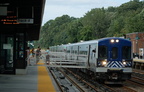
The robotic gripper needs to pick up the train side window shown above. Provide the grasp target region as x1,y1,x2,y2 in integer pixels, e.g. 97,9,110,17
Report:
79,51,87,55
122,46,131,59
75,50,77,54
92,49,96,53
92,49,96,57
67,50,70,53
112,47,118,59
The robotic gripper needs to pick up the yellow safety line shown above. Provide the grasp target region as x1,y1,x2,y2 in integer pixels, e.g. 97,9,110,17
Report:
37,63,45,65
37,59,46,65
38,59,44,63
38,63,56,92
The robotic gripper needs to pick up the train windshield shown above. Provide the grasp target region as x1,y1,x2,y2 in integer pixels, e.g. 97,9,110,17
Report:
98,46,107,59
122,46,131,59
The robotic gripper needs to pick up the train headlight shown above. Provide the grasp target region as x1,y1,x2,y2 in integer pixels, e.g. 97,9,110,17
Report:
110,39,119,43
97,59,107,67
110,39,114,43
102,61,107,65
116,39,119,43
122,60,132,67
123,61,126,65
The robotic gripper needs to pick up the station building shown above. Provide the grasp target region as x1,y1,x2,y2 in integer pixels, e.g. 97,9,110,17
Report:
126,32,144,58
0,0,45,74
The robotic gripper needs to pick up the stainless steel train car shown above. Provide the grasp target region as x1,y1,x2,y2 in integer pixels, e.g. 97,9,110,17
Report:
50,37,132,84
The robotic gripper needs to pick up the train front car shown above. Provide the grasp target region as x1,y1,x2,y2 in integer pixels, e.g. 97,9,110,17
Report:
97,37,132,84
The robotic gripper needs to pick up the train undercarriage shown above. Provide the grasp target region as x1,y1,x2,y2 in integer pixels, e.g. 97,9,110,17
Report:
77,68,131,84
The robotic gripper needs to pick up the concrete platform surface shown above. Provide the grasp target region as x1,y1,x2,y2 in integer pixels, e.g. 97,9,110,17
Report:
0,66,38,92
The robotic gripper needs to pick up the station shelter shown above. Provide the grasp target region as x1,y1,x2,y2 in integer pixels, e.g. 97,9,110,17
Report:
0,0,46,74
126,32,144,59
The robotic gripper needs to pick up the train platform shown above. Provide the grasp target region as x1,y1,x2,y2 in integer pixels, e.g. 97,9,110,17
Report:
0,58,58,92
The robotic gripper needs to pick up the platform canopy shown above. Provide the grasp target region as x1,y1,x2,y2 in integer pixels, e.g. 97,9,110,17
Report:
0,0,46,40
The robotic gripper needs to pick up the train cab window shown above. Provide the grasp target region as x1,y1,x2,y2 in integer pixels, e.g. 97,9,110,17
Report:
122,46,131,59
98,46,107,59
112,47,118,59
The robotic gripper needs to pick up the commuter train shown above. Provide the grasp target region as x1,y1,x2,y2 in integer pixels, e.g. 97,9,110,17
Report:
50,37,132,84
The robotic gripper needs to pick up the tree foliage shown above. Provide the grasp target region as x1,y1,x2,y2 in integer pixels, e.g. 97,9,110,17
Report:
34,0,144,48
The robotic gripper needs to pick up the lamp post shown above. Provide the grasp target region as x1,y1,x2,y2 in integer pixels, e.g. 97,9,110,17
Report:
135,33,139,58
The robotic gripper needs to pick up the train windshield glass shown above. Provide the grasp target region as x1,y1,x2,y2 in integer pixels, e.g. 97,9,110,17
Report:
122,46,131,59
112,47,118,59
98,46,107,59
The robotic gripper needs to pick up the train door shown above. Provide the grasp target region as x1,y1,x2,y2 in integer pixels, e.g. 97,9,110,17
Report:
66,46,70,60
108,45,122,68
73,45,78,60
109,46,120,61
70,46,73,60
89,44,97,71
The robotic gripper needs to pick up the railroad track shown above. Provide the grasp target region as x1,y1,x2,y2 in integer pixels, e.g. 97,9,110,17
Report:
48,67,110,92
119,69,144,92
103,84,137,92
125,79,144,92
64,68,101,92
48,67,144,92
65,68,141,92
63,68,118,92
48,67,98,92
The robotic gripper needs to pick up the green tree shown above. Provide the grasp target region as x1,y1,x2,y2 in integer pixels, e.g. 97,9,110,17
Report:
34,0,144,48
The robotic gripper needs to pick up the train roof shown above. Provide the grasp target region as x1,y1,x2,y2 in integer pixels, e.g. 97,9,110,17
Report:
65,37,130,46
98,37,129,42
50,37,131,48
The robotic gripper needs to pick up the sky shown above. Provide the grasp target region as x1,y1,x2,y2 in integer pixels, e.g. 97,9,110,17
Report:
42,0,133,26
